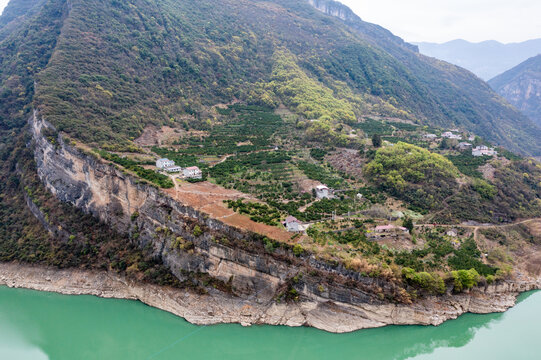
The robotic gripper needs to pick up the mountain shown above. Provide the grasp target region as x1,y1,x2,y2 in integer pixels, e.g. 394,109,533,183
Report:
0,0,541,327
1,0,540,155
415,39,541,81
489,55,541,127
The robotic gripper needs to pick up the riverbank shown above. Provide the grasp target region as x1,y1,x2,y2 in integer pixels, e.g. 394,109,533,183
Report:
1,262,539,333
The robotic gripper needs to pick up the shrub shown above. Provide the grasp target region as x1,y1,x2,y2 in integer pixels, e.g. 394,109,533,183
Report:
292,244,304,257
451,269,480,292
402,267,445,294
193,225,203,237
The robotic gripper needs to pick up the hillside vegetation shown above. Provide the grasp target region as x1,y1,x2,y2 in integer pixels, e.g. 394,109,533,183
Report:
365,143,459,211
0,0,539,154
0,0,540,299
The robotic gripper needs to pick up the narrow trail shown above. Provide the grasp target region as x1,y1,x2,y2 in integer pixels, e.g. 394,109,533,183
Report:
415,218,541,241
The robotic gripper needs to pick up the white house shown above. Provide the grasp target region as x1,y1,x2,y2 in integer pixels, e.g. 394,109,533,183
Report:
315,185,331,199
446,229,458,237
423,134,438,140
375,224,409,234
284,216,301,232
165,165,182,173
156,158,175,169
183,166,202,179
472,146,497,157
370,224,409,239
442,132,462,140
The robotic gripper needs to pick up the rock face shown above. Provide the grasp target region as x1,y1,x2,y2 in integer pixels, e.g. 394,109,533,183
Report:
489,54,541,127
28,111,541,332
304,0,419,53
1,262,538,334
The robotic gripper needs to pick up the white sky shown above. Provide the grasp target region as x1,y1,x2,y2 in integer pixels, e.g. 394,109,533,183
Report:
0,0,7,16
1,0,540,43
340,0,541,43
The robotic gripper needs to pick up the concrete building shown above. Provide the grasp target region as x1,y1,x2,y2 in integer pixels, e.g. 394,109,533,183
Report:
315,185,331,199
423,133,438,140
458,142,472,151
165,166,182,173
442,131,462,140
446,229,458,237
370,224,409,239
375,224,409,234
284,216,301,232
156,158,174,169
183,166,202,179
472,145,497,157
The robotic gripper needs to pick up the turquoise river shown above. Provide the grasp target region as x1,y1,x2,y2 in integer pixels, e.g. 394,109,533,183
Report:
0,286,539,359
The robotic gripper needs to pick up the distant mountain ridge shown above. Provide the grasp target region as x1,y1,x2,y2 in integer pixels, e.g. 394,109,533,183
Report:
415,39,541,80
489,55,541,128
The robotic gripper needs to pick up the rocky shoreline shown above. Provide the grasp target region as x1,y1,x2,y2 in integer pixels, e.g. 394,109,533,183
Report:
1,262,539,333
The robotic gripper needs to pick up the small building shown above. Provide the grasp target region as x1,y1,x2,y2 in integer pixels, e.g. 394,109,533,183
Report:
183,166,202,179
423,133,438,140
370,224,409,239
472,145,497,157
468,135,476,141
165,165,182,173
446,229,458,237
284,216,301,232
442,131,462,140
375,224,409,234
458,142,472,151
356,193,364,201
315,185,331,199
156,158,175,169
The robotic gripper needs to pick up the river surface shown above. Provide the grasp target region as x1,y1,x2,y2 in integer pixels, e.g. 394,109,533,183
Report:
0,286,539,359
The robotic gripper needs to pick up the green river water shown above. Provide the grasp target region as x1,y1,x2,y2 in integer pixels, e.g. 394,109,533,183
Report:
0,286,539,360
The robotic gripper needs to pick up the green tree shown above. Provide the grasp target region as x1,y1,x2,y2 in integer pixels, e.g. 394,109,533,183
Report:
372,134,382,148
452,269,480,292
403,217,414,232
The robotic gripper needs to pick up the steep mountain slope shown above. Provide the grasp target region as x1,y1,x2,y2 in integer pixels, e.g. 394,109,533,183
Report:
489,55,541,127
0,0,540,328
416,39,541,80
1,0,540,155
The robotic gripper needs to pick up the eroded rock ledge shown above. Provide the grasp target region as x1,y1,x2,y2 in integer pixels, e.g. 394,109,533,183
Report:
1,262,538,333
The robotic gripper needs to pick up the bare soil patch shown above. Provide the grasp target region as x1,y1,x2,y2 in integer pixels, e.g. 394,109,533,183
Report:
327,148,365,179
164,182,293,242
135,126,182,147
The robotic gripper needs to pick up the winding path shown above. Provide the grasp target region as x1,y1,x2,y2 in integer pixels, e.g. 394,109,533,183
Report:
415,218,541,241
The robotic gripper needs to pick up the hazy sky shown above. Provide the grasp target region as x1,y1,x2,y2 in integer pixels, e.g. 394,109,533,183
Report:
0,0,7,16
0,0,540,43
340,0,541,43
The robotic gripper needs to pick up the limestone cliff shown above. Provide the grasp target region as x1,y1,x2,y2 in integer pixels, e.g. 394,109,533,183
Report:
27,111,541,333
